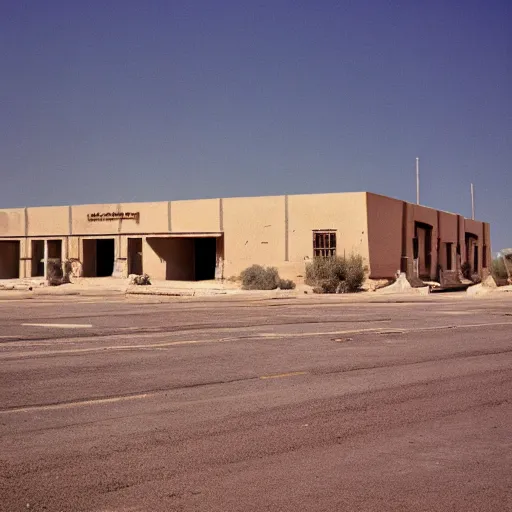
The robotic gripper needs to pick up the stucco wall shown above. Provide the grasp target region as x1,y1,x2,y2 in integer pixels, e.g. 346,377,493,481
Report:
437,211,458,272
27,207,69,236
463,218,487,274
402,204,440,280
222,195,286,277
464,219,484,240
288,192,368,259
438,211,458,242
72,204,121,235
0,209,25,237
171,199,220,233
119,202,169,234
143,237,195,281
366,193,403,278
0,193,493,282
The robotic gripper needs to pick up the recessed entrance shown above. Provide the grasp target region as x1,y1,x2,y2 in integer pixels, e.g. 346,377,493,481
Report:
31,240,62,277
146,236,219,281
128,238,143,275
32,241,45,277
413,222,433,279
465,233,478,274
194,237,217,280
0,241,20,279
83,239,115,277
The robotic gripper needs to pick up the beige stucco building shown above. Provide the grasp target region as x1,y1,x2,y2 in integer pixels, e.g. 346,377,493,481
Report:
0,192,491,283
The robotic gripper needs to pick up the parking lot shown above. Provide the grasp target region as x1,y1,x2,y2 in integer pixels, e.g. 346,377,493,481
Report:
1,293,511,511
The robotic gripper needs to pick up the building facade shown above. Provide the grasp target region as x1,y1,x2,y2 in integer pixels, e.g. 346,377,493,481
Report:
0,192,491,282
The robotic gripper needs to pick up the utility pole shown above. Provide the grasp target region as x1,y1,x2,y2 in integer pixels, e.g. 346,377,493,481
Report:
416,157,420,205
471,183,475,220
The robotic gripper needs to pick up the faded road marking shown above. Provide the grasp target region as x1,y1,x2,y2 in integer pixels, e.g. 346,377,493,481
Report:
260,371,307,380
21,323,93,329
0,393,148,415
3,321,512,360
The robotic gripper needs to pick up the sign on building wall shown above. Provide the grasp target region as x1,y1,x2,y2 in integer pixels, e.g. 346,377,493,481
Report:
87,212,140,222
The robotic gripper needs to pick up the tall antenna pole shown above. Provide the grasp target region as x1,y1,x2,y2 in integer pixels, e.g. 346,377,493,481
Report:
416,157,420,205
471,183,475,220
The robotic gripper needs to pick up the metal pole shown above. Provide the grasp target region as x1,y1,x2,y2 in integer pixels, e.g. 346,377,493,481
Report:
416,157,420,205
471,183,475,220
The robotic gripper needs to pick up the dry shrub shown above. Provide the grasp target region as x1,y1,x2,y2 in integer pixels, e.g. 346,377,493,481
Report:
491,258,508,281
240,265,295,290
47,259,65,286
305,254,365,293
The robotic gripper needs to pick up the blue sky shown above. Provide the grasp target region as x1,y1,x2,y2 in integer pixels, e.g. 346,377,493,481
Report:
1,1,510,250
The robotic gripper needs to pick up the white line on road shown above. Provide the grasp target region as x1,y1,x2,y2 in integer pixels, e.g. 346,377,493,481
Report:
0,393,148,415
21,323,93,328
2,321,512,360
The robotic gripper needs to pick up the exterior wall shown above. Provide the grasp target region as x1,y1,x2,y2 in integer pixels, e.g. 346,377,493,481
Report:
0,209,25,237
171,199,220,233
438,211,458,271
403,204,439,280
366,193,403,278
72,203,123,236
143,237,195,281
0,192,493,282
119,202,169,234
464,218,486,275
27,207,69,236
288,192,369,279
222,195,286,278
143,238,166,280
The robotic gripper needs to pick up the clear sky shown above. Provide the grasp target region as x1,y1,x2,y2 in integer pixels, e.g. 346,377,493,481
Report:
1,1,510,250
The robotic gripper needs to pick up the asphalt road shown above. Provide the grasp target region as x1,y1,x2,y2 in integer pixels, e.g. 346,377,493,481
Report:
1,293,511,511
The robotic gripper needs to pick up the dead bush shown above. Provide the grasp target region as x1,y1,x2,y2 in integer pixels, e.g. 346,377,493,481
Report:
305,254,365,293
47,259,65,286
491,258,508,281
278,278,296,290
240,265,295,290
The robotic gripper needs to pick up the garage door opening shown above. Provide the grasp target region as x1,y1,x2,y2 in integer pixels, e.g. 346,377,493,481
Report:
0,241,20,279
146,236,219,281
32,240,44,277
194,237,217,280
32,240,63,277
83,239,115,277
128,238,143,275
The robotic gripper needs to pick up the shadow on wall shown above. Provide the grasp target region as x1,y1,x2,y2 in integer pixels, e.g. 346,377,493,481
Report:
147,238,195,281
146,237,218,281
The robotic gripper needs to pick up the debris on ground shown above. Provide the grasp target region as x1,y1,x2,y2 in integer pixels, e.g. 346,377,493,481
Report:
128,274,151,285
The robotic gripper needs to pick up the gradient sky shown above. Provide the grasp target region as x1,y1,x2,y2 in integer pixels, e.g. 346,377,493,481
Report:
1,1,510,250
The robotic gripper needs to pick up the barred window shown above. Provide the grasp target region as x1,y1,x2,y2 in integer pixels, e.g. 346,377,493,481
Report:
313,230,336,258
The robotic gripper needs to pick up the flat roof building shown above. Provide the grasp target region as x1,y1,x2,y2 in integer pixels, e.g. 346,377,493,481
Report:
0,192,491,283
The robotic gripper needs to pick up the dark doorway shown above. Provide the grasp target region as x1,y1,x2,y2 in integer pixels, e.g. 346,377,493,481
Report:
96,239,115,277
194,238,217,280
414,222,433,279
446,243,453,271
0,241,20,279
465,233,478,274
128,238,143,275
83,239,115,277
32,240,45,277
48,240,62,260
32,240,62,277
